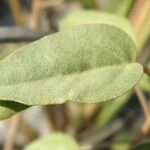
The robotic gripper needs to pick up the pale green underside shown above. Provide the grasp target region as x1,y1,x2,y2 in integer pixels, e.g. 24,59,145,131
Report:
59,10,136,42
0,24,143,120
24,133,80,150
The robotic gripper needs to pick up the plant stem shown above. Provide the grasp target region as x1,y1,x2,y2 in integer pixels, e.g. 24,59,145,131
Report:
20,118,38,142
129,0,150,49
134,85,150,134
78,119,125,148
30,0,41,29
44,104,70,131
3,114,21,150
30,0,62,29
129,0,150,34
8,0,24,26
134,86,149,120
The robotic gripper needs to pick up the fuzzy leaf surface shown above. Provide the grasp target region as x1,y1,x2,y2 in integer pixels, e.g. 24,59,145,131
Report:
0,24,143,119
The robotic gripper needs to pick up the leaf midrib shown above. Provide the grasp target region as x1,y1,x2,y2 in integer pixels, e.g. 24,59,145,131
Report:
0,63,134,87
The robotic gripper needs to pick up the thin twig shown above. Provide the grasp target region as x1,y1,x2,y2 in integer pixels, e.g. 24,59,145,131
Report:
30,0,41,29
137,44,150,64
129,0,150,34
0,27,47,43
30,0,62,29
8,0,24,26
129,0,150,49
3,114,21,150
78,119,125,149
44,104,70,131
134,85,150,134
20,118,38,142
77,103,102,133
134,85,150,120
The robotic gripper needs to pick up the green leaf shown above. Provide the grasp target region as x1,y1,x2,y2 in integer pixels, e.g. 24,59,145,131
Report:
105,0,134,16
0,24,143,120
131,140,150,150
111,143,130,150
59,10,136,42
136,11,150,50
79,0,96,8
139,74,150,92
24,133,80,150
0,44,29,120
96,92,132,127
139,63,150,92
0,101,28,120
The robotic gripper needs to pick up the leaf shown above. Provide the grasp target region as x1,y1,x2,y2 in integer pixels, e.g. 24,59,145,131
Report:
134,5,150,50
139,74,150,92
79,0,96,8
0,43,29,120
139,63,150,92
0,101,28,120
111,143,130,150
96,92,132,127
59,10,136,42
111,131,133,150
105,0,134,16
131,140,150,150
24,133,80,150
0,24,143,120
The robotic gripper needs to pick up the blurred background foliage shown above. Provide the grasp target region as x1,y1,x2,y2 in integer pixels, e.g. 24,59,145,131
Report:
0,0,149,150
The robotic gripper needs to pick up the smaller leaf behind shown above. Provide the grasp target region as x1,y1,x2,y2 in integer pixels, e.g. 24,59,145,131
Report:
59,10,136,43
24,133,80,150
0,101,28,120
96,92,132,127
